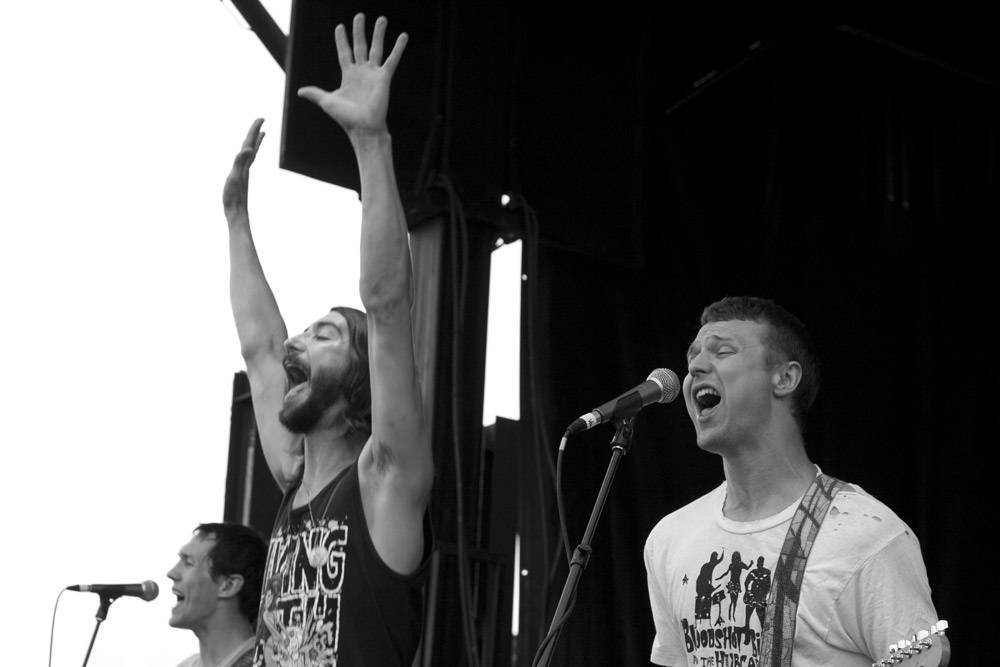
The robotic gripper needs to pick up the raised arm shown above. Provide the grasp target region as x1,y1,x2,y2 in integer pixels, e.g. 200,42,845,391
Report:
298,14,432,571
223,119,303,491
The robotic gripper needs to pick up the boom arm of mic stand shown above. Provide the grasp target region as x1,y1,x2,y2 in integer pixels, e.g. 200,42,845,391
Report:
532,416,635,667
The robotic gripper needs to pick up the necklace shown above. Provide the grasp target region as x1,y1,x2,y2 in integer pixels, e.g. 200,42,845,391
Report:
302,476,337,569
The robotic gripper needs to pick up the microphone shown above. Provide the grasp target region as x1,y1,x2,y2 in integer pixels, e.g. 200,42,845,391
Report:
564,368,680,436
67,580,159,601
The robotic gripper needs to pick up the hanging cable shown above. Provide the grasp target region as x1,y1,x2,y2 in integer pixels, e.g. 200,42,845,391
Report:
506,193,573,644
554,439,571,564
524,207,554,637
519,198,552,579
432,171,480,667
48,588,66,667
529,578,580,667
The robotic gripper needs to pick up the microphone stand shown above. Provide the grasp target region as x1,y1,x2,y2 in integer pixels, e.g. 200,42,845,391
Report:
81,594,116,667
531,414,636,667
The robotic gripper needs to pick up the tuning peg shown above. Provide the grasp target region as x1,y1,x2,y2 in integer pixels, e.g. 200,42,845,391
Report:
871,654,891,667
908,632,929,654
876,643,901,667
882,641,900,664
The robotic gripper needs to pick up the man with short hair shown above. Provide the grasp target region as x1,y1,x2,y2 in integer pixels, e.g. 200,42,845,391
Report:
168,523,266,667
644,296,943,666
222,13,433,666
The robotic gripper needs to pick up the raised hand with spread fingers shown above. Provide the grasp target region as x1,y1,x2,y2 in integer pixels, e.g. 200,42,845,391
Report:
297,14,408,136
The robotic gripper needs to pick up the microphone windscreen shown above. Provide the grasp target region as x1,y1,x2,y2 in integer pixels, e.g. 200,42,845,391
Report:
141,580,159,601
648,368,681,404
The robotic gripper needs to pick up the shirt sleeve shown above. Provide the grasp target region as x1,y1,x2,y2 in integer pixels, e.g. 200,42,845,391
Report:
644,533,687,666
826,529,939,660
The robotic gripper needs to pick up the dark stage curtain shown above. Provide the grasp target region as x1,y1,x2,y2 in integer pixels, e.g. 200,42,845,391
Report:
536,29,997,666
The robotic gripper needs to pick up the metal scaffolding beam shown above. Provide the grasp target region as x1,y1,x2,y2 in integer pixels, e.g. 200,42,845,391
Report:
227,0,287,69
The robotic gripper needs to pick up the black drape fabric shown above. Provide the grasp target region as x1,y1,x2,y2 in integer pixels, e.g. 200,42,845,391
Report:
536,29,997,666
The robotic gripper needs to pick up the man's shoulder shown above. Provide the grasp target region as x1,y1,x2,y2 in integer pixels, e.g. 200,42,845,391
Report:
833,482,911,533
815,480,917,557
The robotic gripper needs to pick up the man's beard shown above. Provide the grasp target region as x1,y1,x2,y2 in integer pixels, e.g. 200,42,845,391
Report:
278,369,345,434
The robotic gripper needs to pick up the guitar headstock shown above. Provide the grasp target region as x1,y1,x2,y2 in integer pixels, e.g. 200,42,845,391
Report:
872,620,951,667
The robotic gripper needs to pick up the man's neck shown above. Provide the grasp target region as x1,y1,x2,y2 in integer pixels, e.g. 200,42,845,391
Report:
298,427,367,503
193,612,252,667
720,429,815,522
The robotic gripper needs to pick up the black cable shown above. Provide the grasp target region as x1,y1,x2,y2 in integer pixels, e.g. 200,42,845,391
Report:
519,200,565,603
554,438,571,565
520,202,558,486
48,588,66,667
520,201,552,585
546,436,572,605
436,172,480,667
529,584,579,667
508,194,575,644
507,195,553,634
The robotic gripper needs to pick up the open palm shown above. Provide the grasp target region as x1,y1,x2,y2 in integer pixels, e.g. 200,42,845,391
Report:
298,14,408,133
223,118,264,214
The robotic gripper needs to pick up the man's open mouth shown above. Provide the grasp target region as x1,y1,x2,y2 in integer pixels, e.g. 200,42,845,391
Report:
283,359,310,392
694,386,721,415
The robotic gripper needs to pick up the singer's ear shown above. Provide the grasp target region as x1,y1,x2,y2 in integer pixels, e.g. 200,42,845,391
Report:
217,573,245,599
772,360,802,399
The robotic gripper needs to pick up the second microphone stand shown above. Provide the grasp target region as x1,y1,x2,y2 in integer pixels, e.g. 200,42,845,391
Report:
531,414,636,667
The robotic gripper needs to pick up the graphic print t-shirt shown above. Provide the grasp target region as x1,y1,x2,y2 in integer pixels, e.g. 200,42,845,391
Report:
253,463,429,667
643,478,938,666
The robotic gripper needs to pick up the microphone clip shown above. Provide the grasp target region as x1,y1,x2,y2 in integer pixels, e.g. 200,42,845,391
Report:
610,415,636,453
95,594,115,622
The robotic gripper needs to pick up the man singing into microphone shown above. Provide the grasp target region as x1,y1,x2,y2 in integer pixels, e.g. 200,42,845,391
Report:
168,523,267,667
222,14,432,666
644,296,943,665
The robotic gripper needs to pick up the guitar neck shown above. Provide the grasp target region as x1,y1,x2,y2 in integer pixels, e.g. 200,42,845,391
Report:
872,620,950,667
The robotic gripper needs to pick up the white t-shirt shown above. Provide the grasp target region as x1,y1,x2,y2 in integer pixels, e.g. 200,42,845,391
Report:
644,477,937,666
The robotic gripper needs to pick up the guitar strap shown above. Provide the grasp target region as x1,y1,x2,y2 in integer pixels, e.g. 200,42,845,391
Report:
758,472,847,666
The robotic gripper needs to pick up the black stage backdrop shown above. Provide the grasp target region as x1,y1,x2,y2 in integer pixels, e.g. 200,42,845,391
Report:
534,26,996,667
261,6,998,664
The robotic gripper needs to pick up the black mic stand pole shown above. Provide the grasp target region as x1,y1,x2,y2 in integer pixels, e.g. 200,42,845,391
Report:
81,594,116,667
531,414,636,667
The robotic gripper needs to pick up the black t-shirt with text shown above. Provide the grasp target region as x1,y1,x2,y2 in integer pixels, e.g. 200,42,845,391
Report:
253,463,430,666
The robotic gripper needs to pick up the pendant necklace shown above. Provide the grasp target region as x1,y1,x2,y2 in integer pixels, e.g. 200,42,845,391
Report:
303,478,336,569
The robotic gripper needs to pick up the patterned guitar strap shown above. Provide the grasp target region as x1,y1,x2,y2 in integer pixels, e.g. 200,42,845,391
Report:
758,472,847,667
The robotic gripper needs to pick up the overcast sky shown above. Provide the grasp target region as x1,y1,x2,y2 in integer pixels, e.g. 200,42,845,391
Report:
1,2,521,663
1,2,375,664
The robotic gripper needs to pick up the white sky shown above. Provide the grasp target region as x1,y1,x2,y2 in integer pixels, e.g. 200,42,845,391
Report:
0,3,519,663
0,2,523,664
